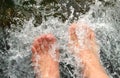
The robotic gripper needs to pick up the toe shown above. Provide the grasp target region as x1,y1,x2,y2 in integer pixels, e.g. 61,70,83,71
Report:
42,38,49,50
46,34,56,42
37,36,42,44
32,34,57,55
86,28,95,41
69,23,78,41
31,46,37,54
32,39,40,50
32,38,43,54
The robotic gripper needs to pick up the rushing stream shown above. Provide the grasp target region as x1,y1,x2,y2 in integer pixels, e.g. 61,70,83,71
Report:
0,0,120,78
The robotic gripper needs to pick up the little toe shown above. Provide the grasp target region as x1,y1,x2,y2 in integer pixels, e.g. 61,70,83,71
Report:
32,39,41,51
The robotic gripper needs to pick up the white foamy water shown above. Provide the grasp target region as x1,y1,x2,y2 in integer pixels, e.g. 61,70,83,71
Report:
5,0,120,78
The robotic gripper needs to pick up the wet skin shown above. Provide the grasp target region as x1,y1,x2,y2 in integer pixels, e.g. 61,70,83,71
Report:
68,22,109,78
31,22,109,78
31,34,60,78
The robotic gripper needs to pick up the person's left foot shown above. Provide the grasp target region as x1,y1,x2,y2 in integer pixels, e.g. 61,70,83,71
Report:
31,34,60,78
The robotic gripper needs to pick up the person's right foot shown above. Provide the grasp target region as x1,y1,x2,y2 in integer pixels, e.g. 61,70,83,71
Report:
68,22,109,78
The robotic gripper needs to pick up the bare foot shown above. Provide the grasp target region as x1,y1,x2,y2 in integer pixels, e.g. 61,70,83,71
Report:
31,34,60,78
68,22,109,78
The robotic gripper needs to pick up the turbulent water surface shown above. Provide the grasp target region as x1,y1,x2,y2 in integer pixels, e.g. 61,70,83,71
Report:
0,0,120,78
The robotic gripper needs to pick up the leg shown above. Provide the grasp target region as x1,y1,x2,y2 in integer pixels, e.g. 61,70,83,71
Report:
68,22,109,78
31,34,60,78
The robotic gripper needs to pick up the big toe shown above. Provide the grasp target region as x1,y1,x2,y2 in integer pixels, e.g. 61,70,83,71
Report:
45,34,57,43
69,23,78,42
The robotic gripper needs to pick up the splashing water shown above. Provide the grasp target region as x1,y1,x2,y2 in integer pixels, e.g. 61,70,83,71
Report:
1,0,120,78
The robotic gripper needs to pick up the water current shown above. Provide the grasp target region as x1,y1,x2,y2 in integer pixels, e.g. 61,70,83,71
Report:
0,0,120,78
